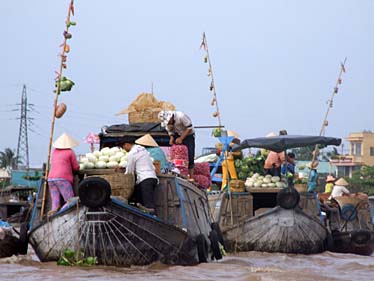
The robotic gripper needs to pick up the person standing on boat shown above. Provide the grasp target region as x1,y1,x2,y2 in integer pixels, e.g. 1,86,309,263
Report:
281,152,296,187
47,133,80,216
324,175,336,193
221,130,241,190
123,137,158,213
158,110,195,177
263,130,287,177
307,160,319,193
330,178,350,199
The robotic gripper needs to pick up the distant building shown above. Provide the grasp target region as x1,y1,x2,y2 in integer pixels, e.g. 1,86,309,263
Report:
330,131,374,177
10,169,42,188
0,168,11,185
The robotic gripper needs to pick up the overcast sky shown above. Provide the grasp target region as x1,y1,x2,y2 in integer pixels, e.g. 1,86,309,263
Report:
1,0,373,167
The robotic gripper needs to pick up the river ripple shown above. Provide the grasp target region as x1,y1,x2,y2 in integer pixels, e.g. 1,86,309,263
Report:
1,250,373,280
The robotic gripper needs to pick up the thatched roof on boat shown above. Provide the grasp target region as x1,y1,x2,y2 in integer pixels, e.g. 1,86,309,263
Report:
233,135,342,152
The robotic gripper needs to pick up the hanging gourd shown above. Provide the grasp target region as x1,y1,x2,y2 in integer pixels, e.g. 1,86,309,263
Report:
212,111,219,117
64,44,70,53
207,68,211,76
63,31,72,39
324,120,328,126
334,87,338,94
204,55,208,63
211,97,216,106
55,103,67,118
210,81,214,91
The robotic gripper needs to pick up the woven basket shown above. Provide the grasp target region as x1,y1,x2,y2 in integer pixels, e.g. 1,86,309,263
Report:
334,196,361,209
229,180,245,193
87,172,135,199
128,109,160,124
294,184,308,193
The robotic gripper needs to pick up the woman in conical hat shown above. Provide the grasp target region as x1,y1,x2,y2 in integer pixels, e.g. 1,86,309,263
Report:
330,177,350,199
307,160,319,193
135,134,168,171
324,175,336,193
47,132,80,216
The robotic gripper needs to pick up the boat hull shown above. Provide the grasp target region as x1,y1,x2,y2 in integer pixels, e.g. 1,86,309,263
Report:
223,206,328,254
29,199,198,266
328,230,374,256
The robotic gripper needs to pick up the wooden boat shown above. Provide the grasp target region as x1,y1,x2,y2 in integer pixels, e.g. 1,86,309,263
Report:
209,135,342,254
320,194,374,255
0,186,34,225
27,123,220,266
0,225,28,258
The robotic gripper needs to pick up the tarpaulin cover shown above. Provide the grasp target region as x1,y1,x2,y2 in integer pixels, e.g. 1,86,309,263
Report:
232,135,342,152
105,122,166,133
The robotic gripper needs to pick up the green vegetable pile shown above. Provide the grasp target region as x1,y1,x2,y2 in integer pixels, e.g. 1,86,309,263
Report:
234,155,266,180
57,249,97,267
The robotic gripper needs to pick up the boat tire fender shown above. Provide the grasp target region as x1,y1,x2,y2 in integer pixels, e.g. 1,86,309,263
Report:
196,234,209,263
209,229,223,260
211,222,226,250
78,177,111,208
351,229,371,247
340,204,357,221
277,187,300,209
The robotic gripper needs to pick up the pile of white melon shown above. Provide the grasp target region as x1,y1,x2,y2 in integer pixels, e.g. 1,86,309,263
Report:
79,147,128,170
245,173,286,189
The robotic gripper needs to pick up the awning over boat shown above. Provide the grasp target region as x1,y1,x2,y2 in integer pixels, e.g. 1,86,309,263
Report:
232,135,342,152
99,122,170,147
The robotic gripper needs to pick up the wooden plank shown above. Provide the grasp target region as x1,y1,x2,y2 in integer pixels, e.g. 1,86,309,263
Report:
250,188,281,193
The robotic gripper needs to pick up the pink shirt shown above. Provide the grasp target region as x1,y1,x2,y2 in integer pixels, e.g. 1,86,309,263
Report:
48,148,80,184
264,151,285,169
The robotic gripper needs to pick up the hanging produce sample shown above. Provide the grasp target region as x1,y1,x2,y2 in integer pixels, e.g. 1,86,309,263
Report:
41,0,78,218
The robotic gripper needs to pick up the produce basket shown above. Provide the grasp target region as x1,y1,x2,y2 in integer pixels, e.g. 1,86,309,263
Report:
229,180,245,193
79,168,124,176
83,169,134,199
128,109,160,124
294,184,308,193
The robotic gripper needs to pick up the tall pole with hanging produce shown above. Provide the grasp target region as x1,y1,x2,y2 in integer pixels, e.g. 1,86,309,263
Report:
41,0,77,218
200,32,235,224
200,32,223,130
310,58,347,166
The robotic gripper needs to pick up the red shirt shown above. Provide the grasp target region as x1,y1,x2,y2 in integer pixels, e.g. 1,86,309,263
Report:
48,148,80,184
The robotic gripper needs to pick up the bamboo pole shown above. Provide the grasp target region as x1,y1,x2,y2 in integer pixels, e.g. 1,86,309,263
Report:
308,58,347,181
40,0,75,218
201,32,234,224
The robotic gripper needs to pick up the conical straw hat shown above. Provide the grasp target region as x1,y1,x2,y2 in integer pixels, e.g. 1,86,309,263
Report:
335,178,349,186
135,134,158,147
266,132,276,138
53,133,79,149
227,130,240,139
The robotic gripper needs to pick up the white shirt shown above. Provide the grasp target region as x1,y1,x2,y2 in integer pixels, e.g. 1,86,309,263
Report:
125,144,157,184
330,185,350,199
166,111,194,136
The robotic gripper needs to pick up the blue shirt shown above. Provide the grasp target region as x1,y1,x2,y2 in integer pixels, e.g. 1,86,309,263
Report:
307,169,318,192
146,147,169,170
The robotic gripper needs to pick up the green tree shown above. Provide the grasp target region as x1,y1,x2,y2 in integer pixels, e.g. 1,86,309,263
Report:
291,146,315,161
0,148,20,169
348,165,374,195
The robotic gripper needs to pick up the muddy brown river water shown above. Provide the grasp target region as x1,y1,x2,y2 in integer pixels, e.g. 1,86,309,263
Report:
1,250,374,280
